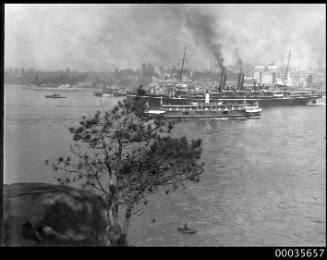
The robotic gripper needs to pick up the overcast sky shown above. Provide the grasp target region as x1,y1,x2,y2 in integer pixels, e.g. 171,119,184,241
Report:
5,4,326,71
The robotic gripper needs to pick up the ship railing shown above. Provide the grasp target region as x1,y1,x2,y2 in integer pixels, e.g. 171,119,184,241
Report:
162,102,247,107
161,103,253,112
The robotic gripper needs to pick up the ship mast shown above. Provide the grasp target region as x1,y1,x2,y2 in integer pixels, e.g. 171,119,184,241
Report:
283,50,291,84
179,47,187,84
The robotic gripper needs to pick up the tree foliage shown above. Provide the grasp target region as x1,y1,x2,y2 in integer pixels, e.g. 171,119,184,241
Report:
49,88,204,246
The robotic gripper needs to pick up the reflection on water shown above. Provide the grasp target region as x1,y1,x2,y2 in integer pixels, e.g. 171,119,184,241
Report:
4,85,326,246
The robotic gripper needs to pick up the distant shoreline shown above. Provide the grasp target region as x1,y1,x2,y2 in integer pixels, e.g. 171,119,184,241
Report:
16,84,99,91
23,87,96,91
5,83,96,89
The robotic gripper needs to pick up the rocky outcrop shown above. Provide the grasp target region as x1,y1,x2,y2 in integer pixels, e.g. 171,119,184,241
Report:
2,183,108,246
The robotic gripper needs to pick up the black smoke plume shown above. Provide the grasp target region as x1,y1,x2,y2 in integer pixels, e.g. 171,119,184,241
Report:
184,7,225,71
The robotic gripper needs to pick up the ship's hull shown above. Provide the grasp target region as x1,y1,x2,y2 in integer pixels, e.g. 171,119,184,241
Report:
45,95,66,98
251,96,318,106
148,109,261,119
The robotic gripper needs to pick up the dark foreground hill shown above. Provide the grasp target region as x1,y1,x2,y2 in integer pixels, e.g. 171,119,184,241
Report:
2,183,107,246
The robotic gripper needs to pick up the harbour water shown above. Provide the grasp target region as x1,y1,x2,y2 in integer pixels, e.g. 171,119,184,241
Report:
4,85,326,246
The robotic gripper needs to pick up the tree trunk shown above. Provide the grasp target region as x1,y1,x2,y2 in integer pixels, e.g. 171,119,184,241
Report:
106,142,123,246
106,182,121,246
118,206,132,246
107,222,121,246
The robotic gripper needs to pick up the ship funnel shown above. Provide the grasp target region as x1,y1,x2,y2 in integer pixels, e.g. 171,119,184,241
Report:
219,67,226,90
237,59,244,90
237,73,245,90
241,74,244,89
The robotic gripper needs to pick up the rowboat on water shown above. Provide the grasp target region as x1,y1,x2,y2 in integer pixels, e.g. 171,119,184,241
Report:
177,223,196,234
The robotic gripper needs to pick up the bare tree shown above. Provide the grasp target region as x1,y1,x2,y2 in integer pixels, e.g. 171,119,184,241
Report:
49,88,204,246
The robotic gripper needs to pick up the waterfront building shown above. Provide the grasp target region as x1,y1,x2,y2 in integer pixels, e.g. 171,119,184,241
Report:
226,60,255,77
254,64,283,85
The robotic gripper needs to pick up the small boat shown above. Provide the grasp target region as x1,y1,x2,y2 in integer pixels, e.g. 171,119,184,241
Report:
177,224,196,234
244,105,262,113
94,86,113,97
45,93,66,98
177,227,196,234
94,90,113,97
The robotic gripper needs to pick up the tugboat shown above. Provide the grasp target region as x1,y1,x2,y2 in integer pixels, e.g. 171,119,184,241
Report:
45,93,66,98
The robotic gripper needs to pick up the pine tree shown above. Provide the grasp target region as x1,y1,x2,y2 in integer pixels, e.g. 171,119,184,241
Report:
49,88,204,246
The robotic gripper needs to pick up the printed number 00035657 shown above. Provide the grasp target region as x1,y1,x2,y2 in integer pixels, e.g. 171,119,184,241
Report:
275,249,325,258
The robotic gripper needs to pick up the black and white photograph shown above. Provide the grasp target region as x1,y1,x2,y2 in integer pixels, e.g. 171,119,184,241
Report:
2,3,326,248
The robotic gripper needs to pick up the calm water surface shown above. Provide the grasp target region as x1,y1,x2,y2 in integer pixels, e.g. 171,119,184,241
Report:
4,85,326,246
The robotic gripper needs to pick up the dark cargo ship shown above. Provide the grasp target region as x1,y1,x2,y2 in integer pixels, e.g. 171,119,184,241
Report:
129,49,321,108
128,64,321,108
127,88,321,109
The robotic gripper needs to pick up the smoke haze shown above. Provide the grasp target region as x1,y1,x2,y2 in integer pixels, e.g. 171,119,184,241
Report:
5,4,326,71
